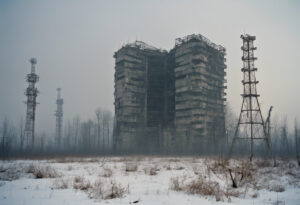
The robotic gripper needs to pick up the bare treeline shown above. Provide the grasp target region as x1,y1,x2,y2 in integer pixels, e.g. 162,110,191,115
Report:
0,107,114,157
0,105,300,159
226,105,300,160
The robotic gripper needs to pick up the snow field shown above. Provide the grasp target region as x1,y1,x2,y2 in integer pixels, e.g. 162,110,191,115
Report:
0,157,300,205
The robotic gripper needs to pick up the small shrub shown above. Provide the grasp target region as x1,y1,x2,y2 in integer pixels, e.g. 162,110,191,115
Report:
27,165,59,179
186,176,222,201
67,165,73,171
144,166,158,176
0,166,6,173
175,166,184,170
125,163,138,172
26,164,36,174
105,181,126,199
169,177,184,191
88,179,127,200
269,184,285,192
255,159,271,168
0,166,21,181
165,165,171,170
100,168,113,178
168,158,180,162
88,179,104,199
52,178,69,189
73,176,92,191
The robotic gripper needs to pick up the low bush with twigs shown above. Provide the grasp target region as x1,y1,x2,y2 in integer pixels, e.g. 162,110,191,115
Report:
27,164,59,179
73,176,92,190
125,163,138,172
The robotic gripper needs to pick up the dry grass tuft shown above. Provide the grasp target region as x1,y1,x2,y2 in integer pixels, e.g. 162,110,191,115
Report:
169,177,185,191
88,179,127,200
0,165,21,181
73,176,92,190
175,166,185,170
100,168,113,178
125,163,138,172
27,165,59,179
168,158,180,162
105,180,127,199
144,166,159,176
186,176,222,201
67,165,73,171
269,184,285,192
255,159,272,168
52,178,69,189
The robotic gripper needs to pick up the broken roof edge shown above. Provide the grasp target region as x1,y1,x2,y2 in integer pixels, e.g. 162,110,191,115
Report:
122,40,168,53
175,34,226,54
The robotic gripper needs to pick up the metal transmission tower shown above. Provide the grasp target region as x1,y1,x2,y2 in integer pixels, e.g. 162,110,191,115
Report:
24,58,39,149
55,88,63,148
229,34,273,161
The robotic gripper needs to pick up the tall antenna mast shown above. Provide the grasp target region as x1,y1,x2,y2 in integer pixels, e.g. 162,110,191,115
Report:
24,58,39,149
55,88,63,148
229,34,273,161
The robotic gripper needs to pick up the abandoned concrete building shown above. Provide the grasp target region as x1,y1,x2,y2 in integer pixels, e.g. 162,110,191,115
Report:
113,34,227,154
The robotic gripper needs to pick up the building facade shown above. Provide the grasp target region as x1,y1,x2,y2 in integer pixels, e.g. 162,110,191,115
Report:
113,34,226,154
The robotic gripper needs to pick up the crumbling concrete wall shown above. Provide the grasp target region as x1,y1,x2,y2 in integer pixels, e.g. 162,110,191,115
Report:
114,42,170,154
173,36,227,153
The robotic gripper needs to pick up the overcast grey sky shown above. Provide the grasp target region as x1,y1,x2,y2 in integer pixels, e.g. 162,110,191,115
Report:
0,0,299,135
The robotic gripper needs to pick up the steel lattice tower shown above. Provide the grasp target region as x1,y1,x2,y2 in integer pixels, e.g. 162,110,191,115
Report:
55,88,63,147
24,58,39,148
229,34,272,161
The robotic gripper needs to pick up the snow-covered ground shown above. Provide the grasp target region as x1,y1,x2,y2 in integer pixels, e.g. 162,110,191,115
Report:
0,157,300,205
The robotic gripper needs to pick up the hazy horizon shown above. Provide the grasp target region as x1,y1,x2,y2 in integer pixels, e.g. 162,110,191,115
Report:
0,0,299,135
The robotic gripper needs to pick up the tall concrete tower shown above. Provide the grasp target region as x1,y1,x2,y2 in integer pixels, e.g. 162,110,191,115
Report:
55,88,63,148
24,58,39,149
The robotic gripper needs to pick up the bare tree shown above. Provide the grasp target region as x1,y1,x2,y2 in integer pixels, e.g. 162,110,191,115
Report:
1,118,8,156
95,108,102,151
225,104,237,151
19,116,24,152
103,110,113,150
73,116,80,151
295,119,300,165
280,118,290,157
